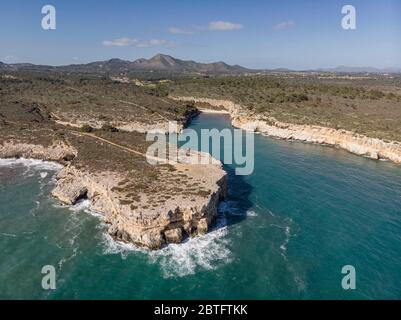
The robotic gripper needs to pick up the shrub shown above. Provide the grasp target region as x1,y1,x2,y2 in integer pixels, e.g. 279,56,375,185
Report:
367,89,385,100
101,124,118,132
80,124,94,133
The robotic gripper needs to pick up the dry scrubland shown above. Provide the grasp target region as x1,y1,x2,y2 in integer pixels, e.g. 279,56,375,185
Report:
0,73,196,130
0,72,225,249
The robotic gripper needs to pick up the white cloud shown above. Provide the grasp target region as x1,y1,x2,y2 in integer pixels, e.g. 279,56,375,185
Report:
102,37,138,47
168,21,243,34
208,21,243,31
274,21,295,30
136,39,175,48
168,27,194,35
102,37,175,48
3,55,18,61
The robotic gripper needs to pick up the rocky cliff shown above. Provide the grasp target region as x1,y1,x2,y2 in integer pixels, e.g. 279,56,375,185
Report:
0,138,227,249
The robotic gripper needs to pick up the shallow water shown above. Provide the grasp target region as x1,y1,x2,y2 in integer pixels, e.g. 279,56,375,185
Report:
1,114,401,299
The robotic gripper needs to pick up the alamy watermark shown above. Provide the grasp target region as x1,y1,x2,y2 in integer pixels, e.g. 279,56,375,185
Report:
41,265,56,290
146,121,255,175
41,5,56,30
40,4,356,32
341,265,356,290
341,5,356,30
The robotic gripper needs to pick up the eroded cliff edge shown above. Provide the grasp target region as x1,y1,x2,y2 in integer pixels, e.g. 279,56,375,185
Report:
171,96,401,164
0,125,227,249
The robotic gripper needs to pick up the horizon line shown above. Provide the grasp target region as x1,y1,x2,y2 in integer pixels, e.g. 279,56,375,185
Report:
1,54,401,72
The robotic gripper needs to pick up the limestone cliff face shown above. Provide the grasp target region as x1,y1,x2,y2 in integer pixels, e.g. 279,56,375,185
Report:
55,119,186,134
0,140,77,162
171,96,401,164
106,166,227,249
51,162,226,249
0,140,227,249
232,117,401,163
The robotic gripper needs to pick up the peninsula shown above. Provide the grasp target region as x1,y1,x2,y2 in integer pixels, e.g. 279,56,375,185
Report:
0,71,227,249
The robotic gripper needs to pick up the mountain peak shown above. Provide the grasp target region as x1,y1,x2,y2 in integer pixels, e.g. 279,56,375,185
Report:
150,53,174,60
147,54,178,68
107,58,126,63
0,54,252,75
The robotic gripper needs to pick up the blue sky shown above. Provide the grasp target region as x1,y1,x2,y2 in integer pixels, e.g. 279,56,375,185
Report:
0,0,400,69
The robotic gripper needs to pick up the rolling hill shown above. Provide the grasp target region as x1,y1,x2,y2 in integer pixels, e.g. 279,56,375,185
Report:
0,54,252,75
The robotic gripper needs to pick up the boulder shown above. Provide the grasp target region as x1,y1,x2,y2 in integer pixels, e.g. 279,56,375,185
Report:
197,218,209,235
164,228,183,244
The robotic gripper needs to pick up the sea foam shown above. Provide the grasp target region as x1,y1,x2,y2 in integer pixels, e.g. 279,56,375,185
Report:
0,158,63,171
102,215,232,279
148,219,231,278
2,157,233,278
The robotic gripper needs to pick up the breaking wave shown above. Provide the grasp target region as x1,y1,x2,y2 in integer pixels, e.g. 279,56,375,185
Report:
246,210,258,217
148,218,231,279
270,218,296,260
40,172,48,179
53,199,103,219
0,158,63,171
102,214,232,278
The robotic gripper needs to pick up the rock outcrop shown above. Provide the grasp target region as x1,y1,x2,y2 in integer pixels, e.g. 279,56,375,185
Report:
0,140,77,163
50,160,226,249
55,119,186,134
171,96,401,164
0,139,227,250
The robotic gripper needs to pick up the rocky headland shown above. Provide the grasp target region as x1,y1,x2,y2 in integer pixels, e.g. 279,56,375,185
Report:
0,128,227,249
0,72,226,250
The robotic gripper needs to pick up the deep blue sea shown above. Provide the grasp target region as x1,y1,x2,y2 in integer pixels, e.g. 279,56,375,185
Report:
1,113,401,299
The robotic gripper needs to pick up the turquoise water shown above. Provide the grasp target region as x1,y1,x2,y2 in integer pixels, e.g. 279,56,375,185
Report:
1,113,401,299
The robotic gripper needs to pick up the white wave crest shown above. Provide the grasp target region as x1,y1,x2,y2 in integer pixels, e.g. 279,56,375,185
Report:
40,172,48,179
101,233,145,259
0,158,63,171
68,199,92,213
54,199,104,221
101,215,232,278
148,222,231,278
246,210,258,217
280,226,291,253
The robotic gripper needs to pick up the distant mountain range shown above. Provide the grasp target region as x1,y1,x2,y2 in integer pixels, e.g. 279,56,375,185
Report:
315,66,401,74
0,54,251,75
0,55,400,75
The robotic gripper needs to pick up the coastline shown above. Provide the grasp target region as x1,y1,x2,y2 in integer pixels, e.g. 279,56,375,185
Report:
0,123,227,250
199,109,230,115
171,96,401,164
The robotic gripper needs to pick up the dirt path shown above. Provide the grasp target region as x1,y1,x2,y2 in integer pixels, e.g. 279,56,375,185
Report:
64,85,170,122
69,130,174,164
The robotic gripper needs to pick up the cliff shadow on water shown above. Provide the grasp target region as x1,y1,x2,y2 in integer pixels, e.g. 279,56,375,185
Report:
219,164,253,228
184,112,254,229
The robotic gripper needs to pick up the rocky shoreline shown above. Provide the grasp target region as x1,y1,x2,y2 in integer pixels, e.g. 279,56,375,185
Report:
171,96,401,164
0,133,227,250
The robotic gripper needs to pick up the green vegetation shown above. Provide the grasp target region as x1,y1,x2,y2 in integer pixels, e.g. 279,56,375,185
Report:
2,70,400,208
0,72,193,128
169,75,401,141
101,124,119,132
0,71,219,210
